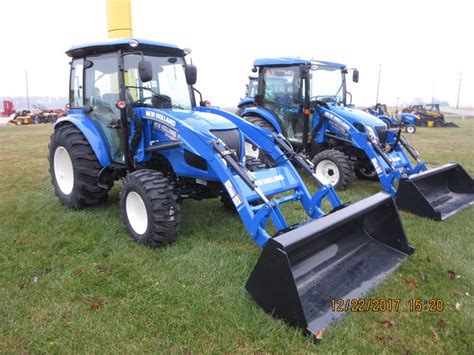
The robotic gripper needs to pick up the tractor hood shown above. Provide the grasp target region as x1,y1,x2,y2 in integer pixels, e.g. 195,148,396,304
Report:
140,108,237,136
168,109,236,132
328,104,386,129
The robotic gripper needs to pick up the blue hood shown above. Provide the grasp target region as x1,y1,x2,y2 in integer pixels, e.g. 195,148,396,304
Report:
328,104,386,128
163,109,237,132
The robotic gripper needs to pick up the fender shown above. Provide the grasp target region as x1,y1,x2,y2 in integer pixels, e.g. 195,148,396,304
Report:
237,97,255,108
241,106,284,134
55,113,112,167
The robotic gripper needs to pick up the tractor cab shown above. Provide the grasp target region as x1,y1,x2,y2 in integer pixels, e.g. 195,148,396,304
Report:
66,38,197,167
424,103,441,114
374,103,389,116
249,57,383,149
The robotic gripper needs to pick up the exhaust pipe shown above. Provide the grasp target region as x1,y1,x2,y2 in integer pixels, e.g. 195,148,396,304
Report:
246,192,413,336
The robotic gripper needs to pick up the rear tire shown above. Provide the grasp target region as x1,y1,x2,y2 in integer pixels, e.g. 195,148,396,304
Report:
382,119,391,128
49,124,109,208
243,115,277,132
312,150,353,190
120,170,181,247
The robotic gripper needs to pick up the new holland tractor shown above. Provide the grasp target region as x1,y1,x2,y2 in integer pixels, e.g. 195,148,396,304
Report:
237,58,474,220
49,38,414,337
365,103,418,134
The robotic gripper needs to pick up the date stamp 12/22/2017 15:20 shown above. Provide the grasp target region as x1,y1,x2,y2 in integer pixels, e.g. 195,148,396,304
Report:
331,298,445,313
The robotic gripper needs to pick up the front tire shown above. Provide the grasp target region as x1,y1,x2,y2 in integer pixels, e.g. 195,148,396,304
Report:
405,124,416,134
242,115,277,166
355,166,379,181
312,150,353,190
120,170,181,247
49,124,108,208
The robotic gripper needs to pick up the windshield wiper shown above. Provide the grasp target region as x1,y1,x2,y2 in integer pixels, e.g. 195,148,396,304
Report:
125,85,159,96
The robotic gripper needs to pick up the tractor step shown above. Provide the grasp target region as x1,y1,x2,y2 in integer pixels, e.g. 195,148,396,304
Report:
397,163,474,220
246,192,412,336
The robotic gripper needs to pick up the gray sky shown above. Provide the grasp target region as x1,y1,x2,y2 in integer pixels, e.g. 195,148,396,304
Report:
1,0,473,108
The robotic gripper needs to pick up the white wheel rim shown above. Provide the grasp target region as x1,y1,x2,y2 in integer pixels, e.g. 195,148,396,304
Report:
407,126,415,133
244,141,260,159
315,159,340,185
54,146,74,195
126,191,148,235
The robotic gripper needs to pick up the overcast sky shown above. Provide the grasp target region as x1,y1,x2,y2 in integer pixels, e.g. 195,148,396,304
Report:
0,0,473,108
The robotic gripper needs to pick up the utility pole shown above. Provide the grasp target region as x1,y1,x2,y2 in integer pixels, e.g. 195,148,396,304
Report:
431,81,435,104
375,64,381,104
456,72,462,109
25,69,30,111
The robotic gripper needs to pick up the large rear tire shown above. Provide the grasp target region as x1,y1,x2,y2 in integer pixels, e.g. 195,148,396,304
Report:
243,115,277,132
120,170,181,247
49,124,109,208
312,150,353,190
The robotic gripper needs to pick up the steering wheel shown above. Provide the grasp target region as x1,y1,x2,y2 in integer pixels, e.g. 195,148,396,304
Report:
311,95,337,103
132,96,153,107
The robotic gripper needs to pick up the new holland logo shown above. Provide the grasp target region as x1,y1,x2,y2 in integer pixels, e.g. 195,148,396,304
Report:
324,111,351,131
144,110,176,127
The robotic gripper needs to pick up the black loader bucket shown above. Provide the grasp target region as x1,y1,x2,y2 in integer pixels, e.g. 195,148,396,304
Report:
397,163,474,220
246,192,413,336
443,121,459,128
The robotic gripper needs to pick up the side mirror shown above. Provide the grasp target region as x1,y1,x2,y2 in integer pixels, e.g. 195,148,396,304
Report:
352,69,359,83
138,60,153,83
185,64,197,85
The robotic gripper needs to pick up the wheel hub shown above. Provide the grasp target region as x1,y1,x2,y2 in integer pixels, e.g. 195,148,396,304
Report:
126,191,148,235
54,146,74,195
315,160,340,185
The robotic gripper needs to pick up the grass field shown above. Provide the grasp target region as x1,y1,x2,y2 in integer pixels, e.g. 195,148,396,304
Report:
0,118,473,353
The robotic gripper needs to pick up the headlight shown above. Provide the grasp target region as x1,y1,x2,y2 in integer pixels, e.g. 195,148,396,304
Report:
366,126,378,142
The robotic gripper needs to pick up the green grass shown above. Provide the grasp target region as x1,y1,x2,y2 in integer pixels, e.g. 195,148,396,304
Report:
0,119,473,353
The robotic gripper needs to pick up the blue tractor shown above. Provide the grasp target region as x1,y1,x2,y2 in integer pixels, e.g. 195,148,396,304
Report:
49,39,413,337
365,103,418,134
238,57,474,220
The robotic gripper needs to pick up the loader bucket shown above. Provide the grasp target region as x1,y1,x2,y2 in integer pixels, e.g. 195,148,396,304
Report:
397,163,474,220
246,192,413,336
443,121,459,128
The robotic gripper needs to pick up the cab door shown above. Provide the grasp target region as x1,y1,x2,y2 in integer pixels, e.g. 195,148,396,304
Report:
83,53,125,164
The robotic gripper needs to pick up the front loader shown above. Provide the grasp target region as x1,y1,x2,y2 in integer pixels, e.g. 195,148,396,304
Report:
49,38,413,337
238,58,474,220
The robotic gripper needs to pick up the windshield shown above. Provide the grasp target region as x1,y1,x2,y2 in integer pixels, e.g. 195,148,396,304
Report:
262,66,301,104
247,78,258,97
124,54,192,110
310,66,344,104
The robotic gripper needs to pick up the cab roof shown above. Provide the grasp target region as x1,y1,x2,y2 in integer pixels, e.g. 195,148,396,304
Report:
66,38,186,58
253,57,346,69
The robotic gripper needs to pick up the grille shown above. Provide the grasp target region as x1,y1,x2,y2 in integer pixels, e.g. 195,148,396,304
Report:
375,126,388,145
